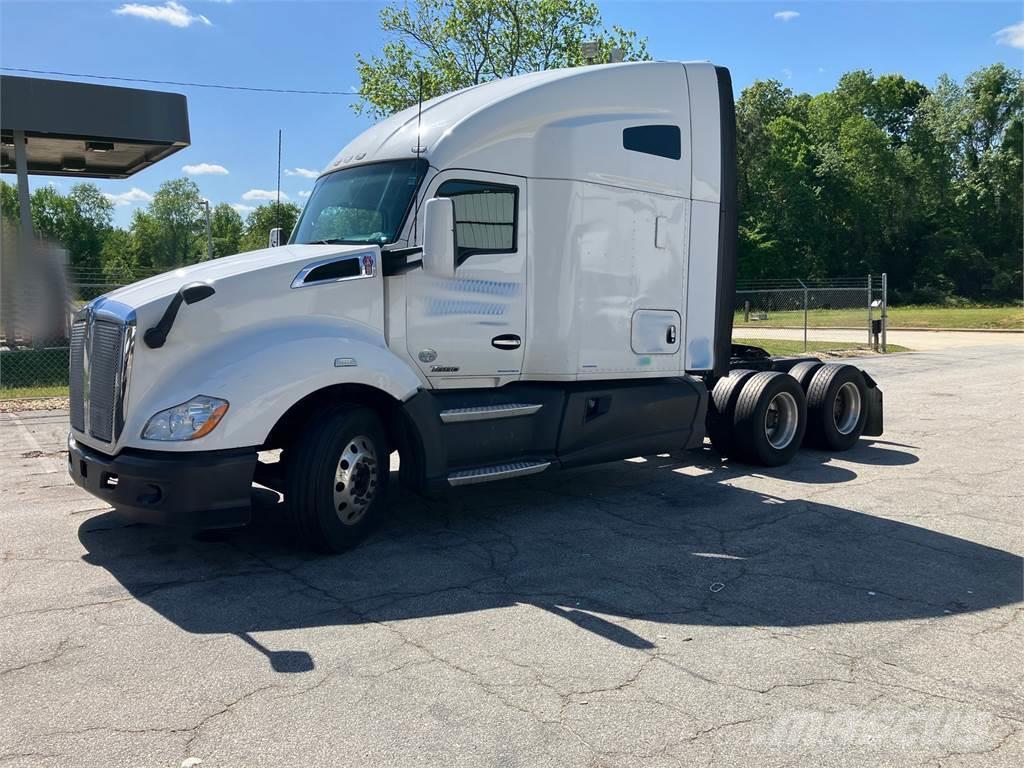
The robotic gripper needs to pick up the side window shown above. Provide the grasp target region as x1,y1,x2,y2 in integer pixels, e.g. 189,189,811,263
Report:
436,180,517,261
623,125,682,160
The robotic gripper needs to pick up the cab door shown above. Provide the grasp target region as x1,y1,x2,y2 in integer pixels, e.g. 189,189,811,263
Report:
405,170,527,385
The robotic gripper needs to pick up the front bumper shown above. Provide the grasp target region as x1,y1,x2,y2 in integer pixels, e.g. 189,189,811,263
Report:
68,436,258,528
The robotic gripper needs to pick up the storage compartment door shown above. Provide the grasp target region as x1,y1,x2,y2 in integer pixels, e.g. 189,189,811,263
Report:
631,310,680,355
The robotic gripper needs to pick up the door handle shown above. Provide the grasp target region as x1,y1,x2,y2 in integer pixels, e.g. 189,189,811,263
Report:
666,325,677,345
492,334,521,350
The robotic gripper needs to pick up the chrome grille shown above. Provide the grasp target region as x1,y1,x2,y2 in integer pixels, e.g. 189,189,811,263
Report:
88,320,125,443
69,301,135,446
69,321,86,432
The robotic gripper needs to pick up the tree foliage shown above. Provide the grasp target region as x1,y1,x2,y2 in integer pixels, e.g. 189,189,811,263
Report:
16,183,114,271
239,202,301,253
736,64,1022,302
354,0,649,118
147,178,205,268
210,203,244,258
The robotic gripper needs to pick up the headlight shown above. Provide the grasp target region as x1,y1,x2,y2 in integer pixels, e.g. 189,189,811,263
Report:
142,396,229,441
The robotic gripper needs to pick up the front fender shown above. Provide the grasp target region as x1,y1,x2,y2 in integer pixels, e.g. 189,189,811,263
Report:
120,317,423,452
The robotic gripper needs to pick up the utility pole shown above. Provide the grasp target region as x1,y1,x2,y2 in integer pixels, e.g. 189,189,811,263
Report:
199,199,212,260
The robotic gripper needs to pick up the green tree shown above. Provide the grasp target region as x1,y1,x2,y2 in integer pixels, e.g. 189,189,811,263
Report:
28,185,73,242
100,228,139,283
354,0,649,118
209,203,244,258
146,178,204,268
65,184,114,271
736,64,1021,302
0,180,18,223
127,208,162,270
239,202,301,253
26,183,113,271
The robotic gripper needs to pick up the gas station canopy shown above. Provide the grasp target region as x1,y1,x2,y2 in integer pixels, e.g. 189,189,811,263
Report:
1,75,190,179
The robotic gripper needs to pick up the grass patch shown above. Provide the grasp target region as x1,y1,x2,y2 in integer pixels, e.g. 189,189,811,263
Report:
0,384,69,399
734,304,1023,330
735,338,910,357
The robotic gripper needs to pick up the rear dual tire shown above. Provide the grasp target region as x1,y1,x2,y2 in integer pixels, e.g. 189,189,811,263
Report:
803,364,868,451
710,370,807,467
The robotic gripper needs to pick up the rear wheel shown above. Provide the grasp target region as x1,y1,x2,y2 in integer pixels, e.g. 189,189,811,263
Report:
805,364,868,451
788,360,823,392
708,369,758,458
285,406,390,553
732,371,807,467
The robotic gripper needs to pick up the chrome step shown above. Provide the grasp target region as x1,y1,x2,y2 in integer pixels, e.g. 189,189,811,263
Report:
440,403,542,424
448,460,551,486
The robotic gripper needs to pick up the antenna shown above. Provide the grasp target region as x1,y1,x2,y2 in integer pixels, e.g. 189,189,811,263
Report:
411,69,424,246
275,128,282,235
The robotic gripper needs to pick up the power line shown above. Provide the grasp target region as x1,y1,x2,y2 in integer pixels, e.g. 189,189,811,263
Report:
0,66,359,97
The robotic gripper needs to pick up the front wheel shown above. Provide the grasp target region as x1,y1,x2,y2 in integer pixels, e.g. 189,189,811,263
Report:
285,406,390,553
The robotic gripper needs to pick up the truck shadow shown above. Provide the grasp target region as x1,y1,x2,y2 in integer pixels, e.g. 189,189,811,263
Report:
78,440,1018,673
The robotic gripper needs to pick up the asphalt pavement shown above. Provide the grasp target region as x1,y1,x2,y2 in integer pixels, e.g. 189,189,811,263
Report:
0,343,1021,768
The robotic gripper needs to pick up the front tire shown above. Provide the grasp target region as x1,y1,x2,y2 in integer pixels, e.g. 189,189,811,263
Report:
285,406,390,553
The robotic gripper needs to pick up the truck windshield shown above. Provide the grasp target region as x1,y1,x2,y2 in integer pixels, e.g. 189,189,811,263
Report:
290,159,427,246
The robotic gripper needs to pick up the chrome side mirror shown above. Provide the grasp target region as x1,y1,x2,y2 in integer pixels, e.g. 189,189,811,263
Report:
422,197,456,278
268,227,284,248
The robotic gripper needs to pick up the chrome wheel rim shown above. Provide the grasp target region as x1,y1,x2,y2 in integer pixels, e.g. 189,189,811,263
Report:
764,391,799,450
333,435,378,525
833,381,862,435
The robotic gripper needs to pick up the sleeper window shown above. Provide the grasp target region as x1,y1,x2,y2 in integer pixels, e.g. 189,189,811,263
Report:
622,125,682,160
436,180,517,260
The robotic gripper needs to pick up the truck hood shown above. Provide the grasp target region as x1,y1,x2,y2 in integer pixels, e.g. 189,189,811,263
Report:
102,243,375,309
73,241,392,455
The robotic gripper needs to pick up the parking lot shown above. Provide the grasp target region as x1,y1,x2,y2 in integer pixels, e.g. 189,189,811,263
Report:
1,343,1021,768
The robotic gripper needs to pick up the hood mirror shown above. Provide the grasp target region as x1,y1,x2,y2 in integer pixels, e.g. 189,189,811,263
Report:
182,283,215,305
268,227,284,248
423,197,456,278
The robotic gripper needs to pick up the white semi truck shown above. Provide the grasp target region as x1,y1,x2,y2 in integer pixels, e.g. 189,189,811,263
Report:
68,62,883,552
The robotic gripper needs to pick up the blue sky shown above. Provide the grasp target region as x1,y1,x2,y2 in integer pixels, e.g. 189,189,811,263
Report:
2,0,1022,227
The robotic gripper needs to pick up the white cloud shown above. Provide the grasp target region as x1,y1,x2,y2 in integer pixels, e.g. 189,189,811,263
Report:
230,203,256,215
113,2,211,28
994,21,1024,49
182,162,229,176
298,190,311,198
782,68,794,80
104,188,153,207
285,167,320,179
774,10,800,22
242,189,289,201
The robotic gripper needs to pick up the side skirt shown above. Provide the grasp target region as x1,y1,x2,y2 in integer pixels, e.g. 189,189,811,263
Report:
400,378,708,488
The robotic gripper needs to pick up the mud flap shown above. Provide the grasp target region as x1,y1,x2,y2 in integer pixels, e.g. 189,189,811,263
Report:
861,372,884,437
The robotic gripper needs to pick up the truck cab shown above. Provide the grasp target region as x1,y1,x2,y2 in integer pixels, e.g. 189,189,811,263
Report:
67,62,882,552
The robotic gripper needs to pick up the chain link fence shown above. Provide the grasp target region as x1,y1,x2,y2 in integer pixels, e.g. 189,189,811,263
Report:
733,275,889,357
